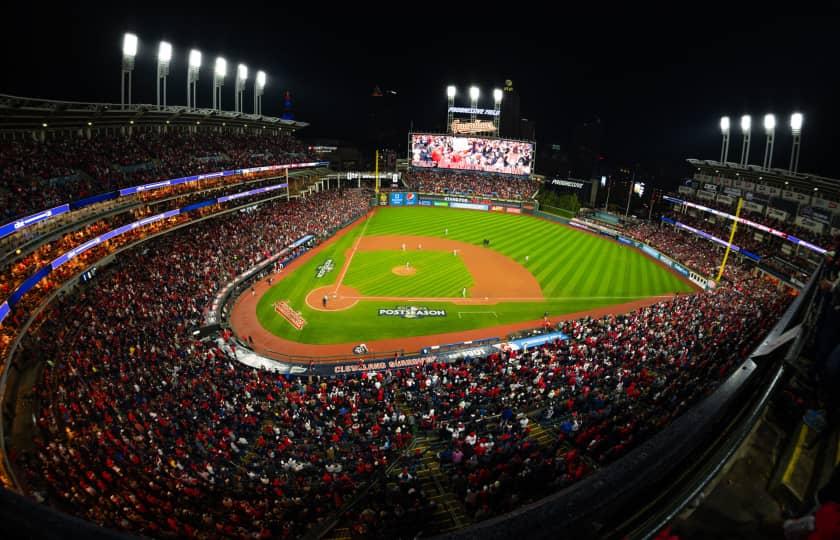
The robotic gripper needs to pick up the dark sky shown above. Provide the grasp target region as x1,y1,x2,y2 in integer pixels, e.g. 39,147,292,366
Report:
2,7,838,181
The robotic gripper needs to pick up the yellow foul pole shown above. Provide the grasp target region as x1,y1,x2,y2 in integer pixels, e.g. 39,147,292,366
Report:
375,150,380,195
716,196,744,282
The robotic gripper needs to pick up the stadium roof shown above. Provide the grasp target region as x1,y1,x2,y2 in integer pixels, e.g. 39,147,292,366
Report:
0,94,309,132
687,158,840,198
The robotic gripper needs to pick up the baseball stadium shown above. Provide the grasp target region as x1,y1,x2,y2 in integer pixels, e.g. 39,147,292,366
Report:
0,14,839,540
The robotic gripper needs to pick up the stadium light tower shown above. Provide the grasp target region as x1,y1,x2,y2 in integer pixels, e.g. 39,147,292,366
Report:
235,63,248,113
762,113,776,171
212,57,227,111
156,41,172,110
739,114,752,167
719,116,731,164
121,33,138,109
187,49,201,110
469,86,479,125
493,88,503,137
446,85,456,134
254,70,266,115
789,112,803,173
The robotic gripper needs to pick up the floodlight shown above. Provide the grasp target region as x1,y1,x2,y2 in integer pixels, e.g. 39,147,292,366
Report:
158,41,172,63
493,88,503,103
215,57,227,77
763,113,775,131
720,116,730,133
189,49,202,68
256,70,266,88
791,112,803,133
123,33,138,57
740,115,751,132
237,64,248,81
469,86,479,101
446,85,456,98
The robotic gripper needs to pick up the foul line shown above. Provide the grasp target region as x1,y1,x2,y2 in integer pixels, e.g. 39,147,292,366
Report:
458,311,498,319
337,294,677,303
333,214,371,294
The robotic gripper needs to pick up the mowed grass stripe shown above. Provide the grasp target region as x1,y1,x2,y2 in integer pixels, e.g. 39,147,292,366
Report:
543,232,592,295
556,234,608,296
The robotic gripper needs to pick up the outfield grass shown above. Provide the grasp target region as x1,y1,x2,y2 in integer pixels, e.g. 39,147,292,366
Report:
255,207,694,344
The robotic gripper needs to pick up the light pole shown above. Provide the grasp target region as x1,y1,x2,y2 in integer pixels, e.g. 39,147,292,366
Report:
493,88,503,137
762,113,776,171
156,41,172,110
739,115,751,167
235,64,248,113
469,86,479,126
719,116,730,164
625,170,636,218
789,112,803,173
255,70,266,115
446,85,456,133
121,33,138,109
603,176,611,211
213,57,227,111
187,49,201,110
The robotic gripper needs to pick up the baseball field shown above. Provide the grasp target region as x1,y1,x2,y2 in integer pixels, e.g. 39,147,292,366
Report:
231,206,695,353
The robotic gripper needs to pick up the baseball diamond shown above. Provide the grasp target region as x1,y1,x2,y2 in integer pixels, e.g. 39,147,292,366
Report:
231,206,696,355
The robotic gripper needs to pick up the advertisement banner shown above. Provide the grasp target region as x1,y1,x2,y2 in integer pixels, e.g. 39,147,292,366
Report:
716,194,735,205
678,185,695,196
450,202,489,211
782,189,811,204
419,199,432,206
433,201,449,207
800,206,832,225
696,190,715,201
756,184,781,196
743,200,764,213
506,207,521,214
767,207,788,221
405,192,418,206
811,198,840,212
0,204,71,240
389,192,405,206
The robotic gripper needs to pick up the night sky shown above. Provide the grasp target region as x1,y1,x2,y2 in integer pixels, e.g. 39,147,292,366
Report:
2,7,838,184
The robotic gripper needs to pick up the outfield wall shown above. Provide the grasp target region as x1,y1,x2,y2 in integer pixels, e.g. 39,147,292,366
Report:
383,191,535,214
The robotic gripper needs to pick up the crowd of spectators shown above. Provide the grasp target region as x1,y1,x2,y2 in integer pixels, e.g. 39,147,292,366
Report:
0,131,314,221
11,188,793,538
622,221,742,280
0,175,316,363
404,170,539,201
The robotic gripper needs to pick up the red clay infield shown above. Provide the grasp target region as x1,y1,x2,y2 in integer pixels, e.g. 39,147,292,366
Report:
229,210,694,362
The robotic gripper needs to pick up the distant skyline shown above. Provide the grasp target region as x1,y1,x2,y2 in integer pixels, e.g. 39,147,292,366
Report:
2,8,837,181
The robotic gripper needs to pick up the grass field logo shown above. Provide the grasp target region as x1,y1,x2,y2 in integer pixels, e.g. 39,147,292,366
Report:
378,305,447,319
315,259,335,278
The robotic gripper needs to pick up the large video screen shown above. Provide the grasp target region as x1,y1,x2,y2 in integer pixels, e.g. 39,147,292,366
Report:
411,134,534,176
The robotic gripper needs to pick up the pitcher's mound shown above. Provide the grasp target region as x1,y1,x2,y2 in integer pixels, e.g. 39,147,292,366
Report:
392,266,417,276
